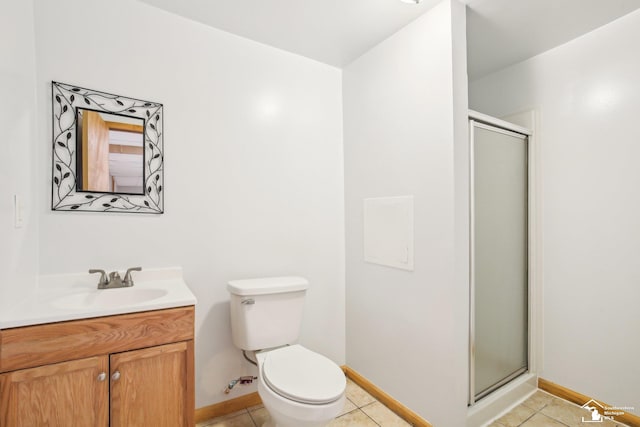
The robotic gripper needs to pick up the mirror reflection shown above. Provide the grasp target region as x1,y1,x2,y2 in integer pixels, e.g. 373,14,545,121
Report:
76,108,145,194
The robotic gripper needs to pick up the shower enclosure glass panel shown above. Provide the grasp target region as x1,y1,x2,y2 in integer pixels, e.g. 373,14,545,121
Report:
470,121,528,403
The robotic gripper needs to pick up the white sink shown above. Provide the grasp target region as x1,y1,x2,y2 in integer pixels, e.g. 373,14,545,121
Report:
0,267,197,329
52,288,169,310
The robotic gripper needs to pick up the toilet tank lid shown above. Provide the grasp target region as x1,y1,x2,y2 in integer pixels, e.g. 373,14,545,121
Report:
227,276,309,296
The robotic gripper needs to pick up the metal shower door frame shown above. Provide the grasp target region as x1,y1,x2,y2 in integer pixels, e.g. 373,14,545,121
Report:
468,112,534,406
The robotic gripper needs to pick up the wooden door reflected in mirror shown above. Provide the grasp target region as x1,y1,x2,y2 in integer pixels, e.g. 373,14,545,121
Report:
77,109,144,194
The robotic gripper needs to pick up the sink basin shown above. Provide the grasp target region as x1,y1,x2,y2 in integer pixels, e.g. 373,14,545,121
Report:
0,267,198,329
52,288,168,310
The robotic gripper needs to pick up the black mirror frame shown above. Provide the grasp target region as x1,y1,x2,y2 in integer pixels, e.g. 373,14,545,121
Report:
51,81,164,213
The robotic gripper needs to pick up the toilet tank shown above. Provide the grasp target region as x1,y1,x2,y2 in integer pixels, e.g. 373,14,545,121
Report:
227,276,309,351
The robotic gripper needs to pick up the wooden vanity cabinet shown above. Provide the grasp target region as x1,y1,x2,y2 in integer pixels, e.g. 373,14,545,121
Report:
0,306,195,427
110,341,193,427
0,356,109,427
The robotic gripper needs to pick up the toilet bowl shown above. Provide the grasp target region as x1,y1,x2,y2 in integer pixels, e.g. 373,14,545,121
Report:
255,345,346,427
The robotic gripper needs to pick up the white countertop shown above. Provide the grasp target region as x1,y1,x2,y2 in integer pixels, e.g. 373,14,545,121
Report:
0,267,197,329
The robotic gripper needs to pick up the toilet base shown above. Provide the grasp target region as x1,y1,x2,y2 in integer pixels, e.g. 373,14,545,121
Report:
258,379,345,427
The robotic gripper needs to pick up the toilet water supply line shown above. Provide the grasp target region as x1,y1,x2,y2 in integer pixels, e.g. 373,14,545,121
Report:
243,350,258,366
224,376,258,394
224,350,259,394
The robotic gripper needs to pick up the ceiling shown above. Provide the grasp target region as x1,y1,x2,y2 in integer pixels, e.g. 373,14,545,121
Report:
140,0,640,79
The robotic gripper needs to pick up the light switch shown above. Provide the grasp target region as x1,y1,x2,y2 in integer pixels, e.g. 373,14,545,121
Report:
14,195,24,228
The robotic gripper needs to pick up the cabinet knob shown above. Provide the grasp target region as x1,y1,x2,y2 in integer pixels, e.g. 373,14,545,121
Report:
97,372,107,382
112,371,121,381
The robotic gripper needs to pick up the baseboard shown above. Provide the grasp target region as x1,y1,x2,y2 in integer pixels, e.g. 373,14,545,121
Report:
194,392,262,424
342,366,433,427
539,378,640,427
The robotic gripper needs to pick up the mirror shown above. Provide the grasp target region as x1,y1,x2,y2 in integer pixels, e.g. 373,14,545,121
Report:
51,82,164,213
76,109,144,194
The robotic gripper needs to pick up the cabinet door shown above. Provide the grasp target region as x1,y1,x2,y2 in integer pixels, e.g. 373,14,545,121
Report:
0,356,109,427
110,341,194,427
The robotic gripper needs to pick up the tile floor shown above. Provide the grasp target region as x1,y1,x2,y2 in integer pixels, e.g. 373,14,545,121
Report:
197,381,631,427
488,390,630,427
196,378,411,427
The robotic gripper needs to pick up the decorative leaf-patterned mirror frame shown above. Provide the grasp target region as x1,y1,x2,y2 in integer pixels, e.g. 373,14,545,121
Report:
51,81,164,213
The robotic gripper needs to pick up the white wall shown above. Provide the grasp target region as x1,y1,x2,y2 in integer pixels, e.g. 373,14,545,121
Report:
343,1,469,425
0,0,39,311
32,0,345,408
470,9,640,412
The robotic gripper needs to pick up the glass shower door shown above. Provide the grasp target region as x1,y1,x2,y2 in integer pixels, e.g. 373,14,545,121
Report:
470,120,528,404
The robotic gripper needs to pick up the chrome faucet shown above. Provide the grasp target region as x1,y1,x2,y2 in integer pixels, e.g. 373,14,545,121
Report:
90,267,142,289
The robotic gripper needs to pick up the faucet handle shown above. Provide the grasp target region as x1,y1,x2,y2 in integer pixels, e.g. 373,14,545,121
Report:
89,269,108,286
124,267,142,286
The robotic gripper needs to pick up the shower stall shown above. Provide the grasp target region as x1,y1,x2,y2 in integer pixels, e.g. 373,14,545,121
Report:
468,111,532,406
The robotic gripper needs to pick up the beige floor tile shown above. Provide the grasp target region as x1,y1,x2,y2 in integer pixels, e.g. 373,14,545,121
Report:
339,398,358,416
201,409,250,422
361,401,411,427
199,411,256,427
248,406,270,427
519,413,568,427
495,403,536,427
328,409,379,427
521,391,556,411
486,422,506,427
346,378,376,407
540,398,617,427
245,402,368,427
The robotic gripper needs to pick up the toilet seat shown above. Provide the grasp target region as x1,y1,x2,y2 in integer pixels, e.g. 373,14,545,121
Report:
261,345,345,405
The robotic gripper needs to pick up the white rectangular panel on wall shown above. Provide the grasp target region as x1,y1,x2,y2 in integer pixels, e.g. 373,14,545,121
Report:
363,196,414,271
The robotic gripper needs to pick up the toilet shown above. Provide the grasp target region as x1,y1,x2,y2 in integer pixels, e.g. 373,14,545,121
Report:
228,276,346,427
